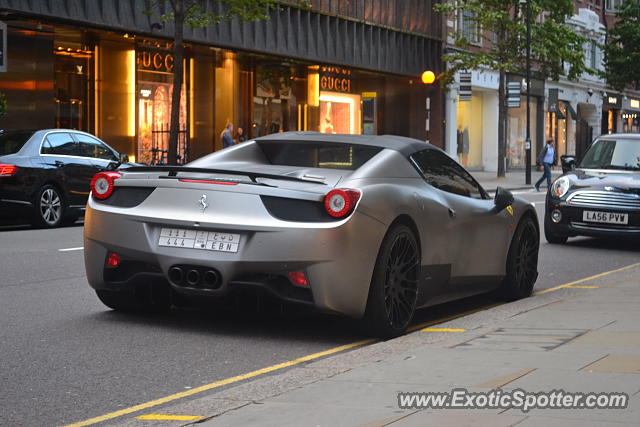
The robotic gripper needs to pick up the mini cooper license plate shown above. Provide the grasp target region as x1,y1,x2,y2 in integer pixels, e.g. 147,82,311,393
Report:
582,210,628,225
158,228,240,253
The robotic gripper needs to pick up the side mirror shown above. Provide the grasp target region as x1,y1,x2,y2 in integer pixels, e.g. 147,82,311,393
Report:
494,187,514,212
560,155,576,174
119,153,130,164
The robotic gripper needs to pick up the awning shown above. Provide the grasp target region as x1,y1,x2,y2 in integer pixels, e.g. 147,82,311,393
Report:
562,101,578,120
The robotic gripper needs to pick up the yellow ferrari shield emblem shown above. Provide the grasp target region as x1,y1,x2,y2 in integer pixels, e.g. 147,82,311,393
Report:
506,205,514,216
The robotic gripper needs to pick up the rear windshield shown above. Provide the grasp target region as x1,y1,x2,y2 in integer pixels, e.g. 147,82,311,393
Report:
579,138,640,171
257,141,383,170
0,131,35,155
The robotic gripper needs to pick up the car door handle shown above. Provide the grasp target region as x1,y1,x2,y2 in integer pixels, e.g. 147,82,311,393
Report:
54,161,64,167
448,208,456,219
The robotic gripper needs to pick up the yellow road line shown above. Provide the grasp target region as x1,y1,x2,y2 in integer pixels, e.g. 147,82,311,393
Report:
533,262,640,296
63,338,374,427
407,303,503,333
136,414,203,421
421,328,466,332
64,261,640,426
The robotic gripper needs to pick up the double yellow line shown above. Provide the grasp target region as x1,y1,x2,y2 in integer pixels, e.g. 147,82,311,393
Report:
65,261,640,426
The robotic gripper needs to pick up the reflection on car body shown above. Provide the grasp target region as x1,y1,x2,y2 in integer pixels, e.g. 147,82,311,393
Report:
84,132,539,338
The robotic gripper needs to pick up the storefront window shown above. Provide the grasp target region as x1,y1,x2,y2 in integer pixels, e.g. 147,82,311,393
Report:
456,93,484,168
136,41,187,165
557,102,567,157
251,63,307,137
318,66,361,134
507,97,538,169
622,112,639,133
54,29,93,131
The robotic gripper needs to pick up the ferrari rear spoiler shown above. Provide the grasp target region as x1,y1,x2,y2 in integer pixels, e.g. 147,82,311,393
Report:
123,166,327,185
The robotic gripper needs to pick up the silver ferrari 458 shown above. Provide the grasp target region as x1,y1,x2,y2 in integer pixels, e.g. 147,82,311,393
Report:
84,132,539,337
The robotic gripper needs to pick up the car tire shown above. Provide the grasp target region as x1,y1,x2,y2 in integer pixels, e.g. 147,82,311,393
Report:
499,216,539,301
363,224,420,339
544,218,568,244
31,184,65,228
96,286,171,314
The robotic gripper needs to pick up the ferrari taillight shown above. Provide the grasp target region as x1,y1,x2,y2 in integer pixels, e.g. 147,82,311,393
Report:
106,252,121,268
323,188,361,218
0,164,17,177
288,271,309,287
90,171,121,199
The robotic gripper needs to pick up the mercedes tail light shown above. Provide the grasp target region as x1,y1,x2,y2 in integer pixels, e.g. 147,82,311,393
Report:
324,188,361,218
0,164,17,177
90,171,121,199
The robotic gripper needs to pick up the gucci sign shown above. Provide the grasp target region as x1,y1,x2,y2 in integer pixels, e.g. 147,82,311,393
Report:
320,66,352,93
137,49,174,73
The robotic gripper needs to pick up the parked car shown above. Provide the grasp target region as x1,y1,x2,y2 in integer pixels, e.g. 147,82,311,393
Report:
545,133,640,243
84,132,539,338
0,129,133,228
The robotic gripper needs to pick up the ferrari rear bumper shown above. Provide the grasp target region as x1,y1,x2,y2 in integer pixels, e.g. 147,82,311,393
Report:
84,202,387,318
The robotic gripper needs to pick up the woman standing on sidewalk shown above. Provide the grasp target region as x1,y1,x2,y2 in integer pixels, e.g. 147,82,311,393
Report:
535,139,556,191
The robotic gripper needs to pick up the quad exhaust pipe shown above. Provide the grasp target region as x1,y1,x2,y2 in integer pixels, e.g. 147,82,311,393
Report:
168,265,222,290
186,269,200,286
168,266,183,284
203,270,222,289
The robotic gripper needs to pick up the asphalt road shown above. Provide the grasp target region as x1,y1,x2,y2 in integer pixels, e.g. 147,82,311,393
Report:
1,191,639,426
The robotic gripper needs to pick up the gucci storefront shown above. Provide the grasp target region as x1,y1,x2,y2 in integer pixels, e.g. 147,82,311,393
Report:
0,1,443,164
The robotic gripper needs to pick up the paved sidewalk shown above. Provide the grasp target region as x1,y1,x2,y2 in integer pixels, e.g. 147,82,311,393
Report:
184,265,640,427
471,169,563,193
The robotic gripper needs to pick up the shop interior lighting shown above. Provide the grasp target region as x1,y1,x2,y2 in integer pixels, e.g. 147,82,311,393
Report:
127,49,136,137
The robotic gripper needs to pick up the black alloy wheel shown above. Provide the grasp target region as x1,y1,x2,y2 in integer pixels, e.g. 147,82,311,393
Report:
32,185,65,228
365,224,420,338
499,216,539,301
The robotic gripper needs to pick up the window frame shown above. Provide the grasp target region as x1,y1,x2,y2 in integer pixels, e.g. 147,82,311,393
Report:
409,148,489,200
459,9,481,45
73,133,119,162
40,132,79,157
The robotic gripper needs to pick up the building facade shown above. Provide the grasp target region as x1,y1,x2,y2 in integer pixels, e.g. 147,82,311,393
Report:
443,0,640,173
0,0,444,163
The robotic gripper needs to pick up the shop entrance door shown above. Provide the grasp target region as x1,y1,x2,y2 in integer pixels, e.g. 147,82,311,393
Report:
138,83,188,164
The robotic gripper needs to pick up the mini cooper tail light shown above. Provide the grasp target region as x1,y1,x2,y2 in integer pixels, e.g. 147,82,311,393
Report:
0,164,17,177
324,188,361,218
288,271,309,287
91,171,121,199
106,252,121,268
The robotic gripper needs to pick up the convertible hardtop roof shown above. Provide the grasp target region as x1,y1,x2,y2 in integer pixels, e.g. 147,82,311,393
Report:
255,131,437,157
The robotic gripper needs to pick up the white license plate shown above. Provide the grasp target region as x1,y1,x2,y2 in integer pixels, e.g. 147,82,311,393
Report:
582,210,628,225
158,228,241,253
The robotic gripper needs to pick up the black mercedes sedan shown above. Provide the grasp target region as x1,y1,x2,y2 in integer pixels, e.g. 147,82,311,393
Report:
544,133,640,243
0,129,132,228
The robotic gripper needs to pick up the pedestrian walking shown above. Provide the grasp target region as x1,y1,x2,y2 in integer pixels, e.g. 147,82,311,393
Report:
535,139,556,191
220,122,234,149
